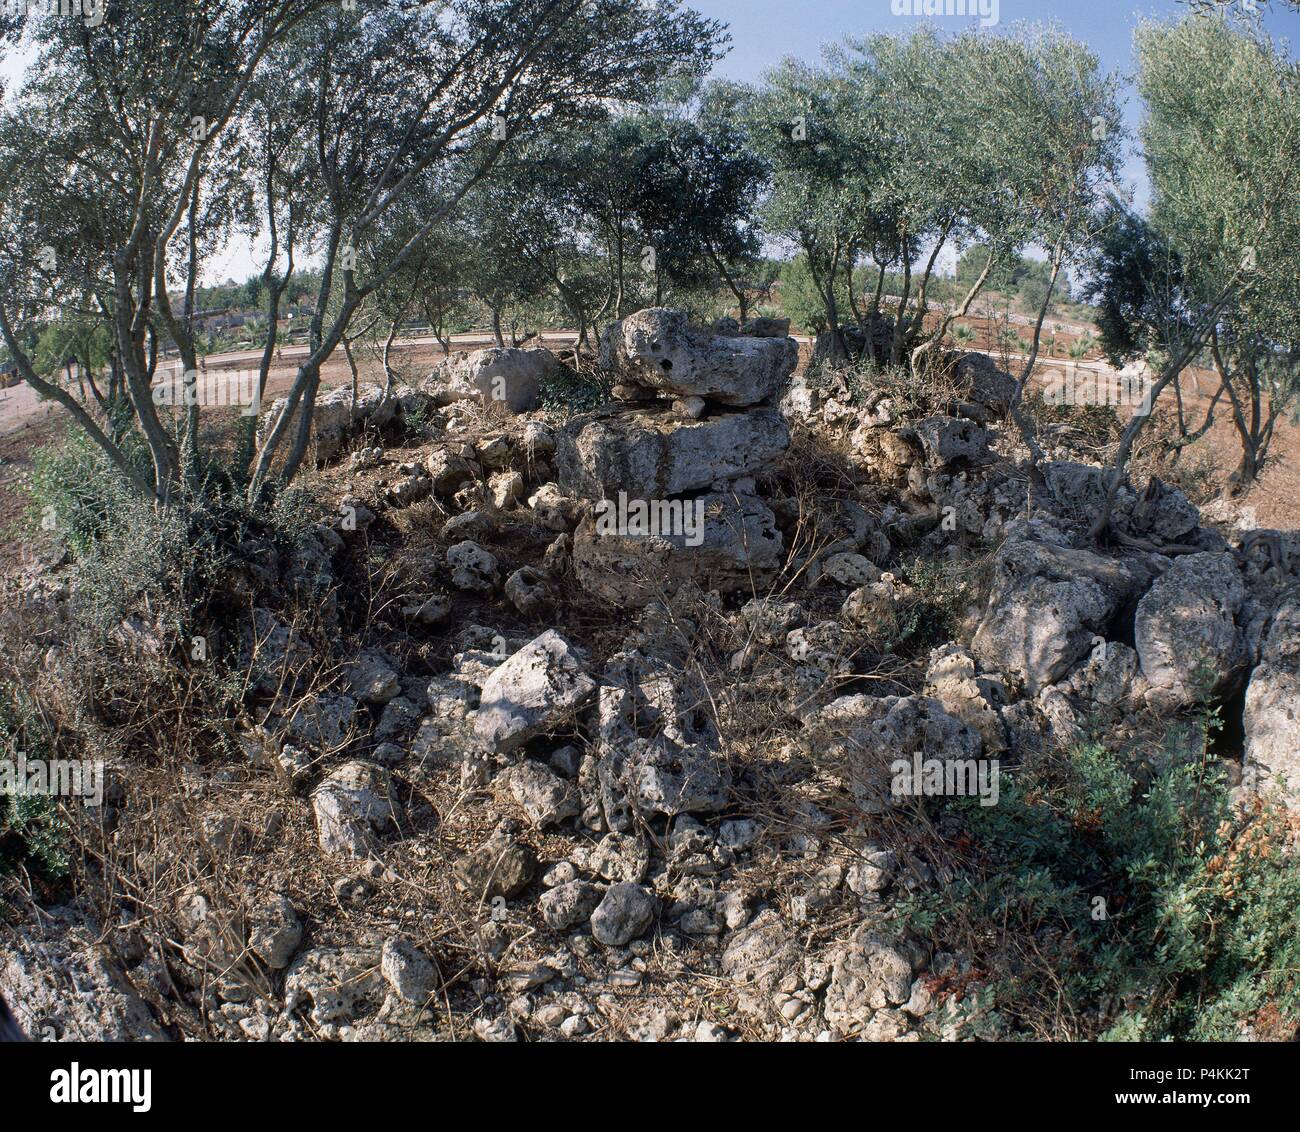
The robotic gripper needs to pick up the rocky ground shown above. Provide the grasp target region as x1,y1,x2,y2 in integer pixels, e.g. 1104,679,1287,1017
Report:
2,309,1297,1042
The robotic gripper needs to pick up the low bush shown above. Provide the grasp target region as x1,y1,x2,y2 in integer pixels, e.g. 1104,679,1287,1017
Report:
902,716,1300,1041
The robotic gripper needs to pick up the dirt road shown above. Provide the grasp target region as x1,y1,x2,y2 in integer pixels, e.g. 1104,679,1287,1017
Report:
1,326,1295,532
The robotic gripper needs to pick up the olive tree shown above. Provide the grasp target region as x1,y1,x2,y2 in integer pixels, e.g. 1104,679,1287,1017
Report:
0,0,725,506
745,57,865,358
975,25,1125,463
1132,15,1300,496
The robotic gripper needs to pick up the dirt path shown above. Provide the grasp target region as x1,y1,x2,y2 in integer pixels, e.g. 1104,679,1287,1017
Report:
1,328,1295,542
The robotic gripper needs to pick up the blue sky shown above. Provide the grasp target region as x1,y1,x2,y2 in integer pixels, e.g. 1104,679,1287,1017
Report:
8,2,1293,281
698,0,1299,216
701,0,1296,85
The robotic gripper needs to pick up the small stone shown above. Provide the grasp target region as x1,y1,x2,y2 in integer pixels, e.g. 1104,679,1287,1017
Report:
506,760,580,828
446,540,500,594
490,471,525,509
540,881,603,931
590,882,658,947
559,1014,589,1037
504,566,555,616
381,937,439,1004
718,819,761,851
549,745,581,778
473,1014,518,1042
542,861,577,887
454,823,536,900
823,552,882,587
248,895,302,970
718,891,749,931
443,510,497,542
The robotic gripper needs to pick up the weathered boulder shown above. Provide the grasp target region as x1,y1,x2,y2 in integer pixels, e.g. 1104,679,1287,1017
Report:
1057,638,1146,709
721,909,800,1017
588,651,732,822
453,822,536,900
571,490,784,606
262,383,398,465
822,552,882,587
1134,552,1247,705
284,945,385,1028
924,644,1008,753
425,346,563,414
385,471,431,509
555,404,789,500
823,929,918,1036
1243,594,1300,809
425,447,476,495
953,352,1017,414
527,482,580,532
741,316,792,338
0,907,167,1041
972,533,1153,694
600,308,797,407
474,630,596,753
504,759,580,828
312,761,404,857
600,735,732,818
739,597,807,646
912,415,991,469
446,540,500,594
801,694,984,812
346,649,400,705
489,470,525,509
504,565,555,616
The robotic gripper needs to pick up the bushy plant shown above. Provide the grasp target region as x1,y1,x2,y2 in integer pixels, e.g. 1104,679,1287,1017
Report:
0,681,69,881
902,722,1300,1041
540,363,615,418
23,433,233,642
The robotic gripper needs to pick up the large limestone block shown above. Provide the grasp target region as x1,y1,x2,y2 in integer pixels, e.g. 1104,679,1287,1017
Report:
426,346,563,414
555,405,789,501
600,308,797,407
571,490,784,606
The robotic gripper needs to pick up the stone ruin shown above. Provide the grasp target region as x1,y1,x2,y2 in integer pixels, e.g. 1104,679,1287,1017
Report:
553,308,798,605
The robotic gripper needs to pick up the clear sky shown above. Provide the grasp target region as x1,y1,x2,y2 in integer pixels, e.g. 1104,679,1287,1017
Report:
5,1,1297,282
701,0,1297,88
699,0,1299,217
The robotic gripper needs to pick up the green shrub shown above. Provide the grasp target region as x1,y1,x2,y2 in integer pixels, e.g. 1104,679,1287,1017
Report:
0,681,69,881
901,722,1300,1041
541,363,614,418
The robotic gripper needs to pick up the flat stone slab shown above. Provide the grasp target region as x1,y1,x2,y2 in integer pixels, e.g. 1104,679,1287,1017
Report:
601,308,797,407
555,404,789,500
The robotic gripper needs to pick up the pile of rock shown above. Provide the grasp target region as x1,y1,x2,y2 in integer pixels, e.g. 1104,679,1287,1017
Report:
555,308,797,604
